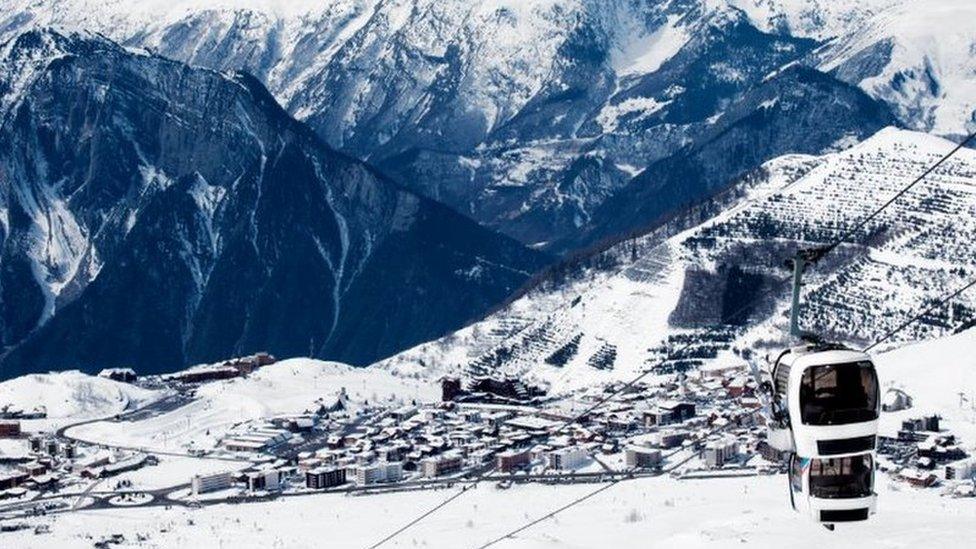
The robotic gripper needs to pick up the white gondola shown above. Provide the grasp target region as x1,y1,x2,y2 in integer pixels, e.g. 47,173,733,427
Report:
770,344,880,458
788,453,877,527
754,248,883,528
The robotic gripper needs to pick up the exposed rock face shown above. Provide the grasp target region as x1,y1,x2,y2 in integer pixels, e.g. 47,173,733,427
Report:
0,31,547,377
6,1,969,248
570,66,896,251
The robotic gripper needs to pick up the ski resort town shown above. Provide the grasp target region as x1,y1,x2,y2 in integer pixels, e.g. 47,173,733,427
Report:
1,349,974,532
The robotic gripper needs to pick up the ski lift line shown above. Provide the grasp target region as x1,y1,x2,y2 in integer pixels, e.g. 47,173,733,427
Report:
475,477,622,549
474,409,760,549
365,483,478,549
820,130,976,256
864,274,976,352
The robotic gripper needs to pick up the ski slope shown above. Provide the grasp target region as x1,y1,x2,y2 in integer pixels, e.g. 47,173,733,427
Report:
877,328,976,443
66,359,437,452
377,128,976,395
0,370,164,431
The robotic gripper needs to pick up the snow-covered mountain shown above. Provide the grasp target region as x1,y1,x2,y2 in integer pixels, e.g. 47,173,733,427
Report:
376,128,976,392
3,0,971,248
0,30,546,378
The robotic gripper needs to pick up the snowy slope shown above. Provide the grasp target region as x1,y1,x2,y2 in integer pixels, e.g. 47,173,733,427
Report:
66,359,437,452
876,329,976,444
0,30,545,377
3,463,976,547
816,0,976,137
0,370,163,429
728,0,900,39
377,128,976,392
5,0,968,246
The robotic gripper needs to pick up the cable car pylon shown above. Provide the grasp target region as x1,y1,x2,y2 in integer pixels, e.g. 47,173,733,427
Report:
757,248,880,530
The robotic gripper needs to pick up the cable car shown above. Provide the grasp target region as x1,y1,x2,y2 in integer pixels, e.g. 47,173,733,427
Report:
788,453,877,527
771,344,880,458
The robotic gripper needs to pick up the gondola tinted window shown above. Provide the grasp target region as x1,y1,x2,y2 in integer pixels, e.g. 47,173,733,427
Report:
799,361,879,425
809,454,874,499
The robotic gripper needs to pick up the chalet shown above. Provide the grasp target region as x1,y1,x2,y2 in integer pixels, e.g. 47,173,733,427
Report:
443,375,546,403
377,446,407,463
326,434,344,449
547,447,588,470
496,449,531,473
504,416,557,435
97,368,138,383
72,452,111,473
271,416,314,433
100,455,151,478
899,469,938,488
191,471,233,495
221,352,276,375
23,462,46,476
725,377,752,398
661,401,696,422
0,420,21,438
0,406,46,420
390,406,418,422
421,452,464,478
625,447,662,469
306,467,346,489
882,388,913,412
643,408,671,428
352,462,403,486
247,469,284,492
899,416,941,441
164,364,240,384
946,458,976,481
917,436,967,463
655,429,688,449
0,471,29,490
643,401,695,427
757,441,789,464
703,437,738,468
484,411,514,428
27,474,57,491
605,414,638,432
222,439,267,453
0,487,27,500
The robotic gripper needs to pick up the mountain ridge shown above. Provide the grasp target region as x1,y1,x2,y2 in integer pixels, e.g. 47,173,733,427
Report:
5,0,971,248
375,127,976,392
0,29,548,378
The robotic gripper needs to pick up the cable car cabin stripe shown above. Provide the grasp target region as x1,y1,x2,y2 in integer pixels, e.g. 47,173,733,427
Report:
774,364,791,397
820,508,870,523
816,435,876,456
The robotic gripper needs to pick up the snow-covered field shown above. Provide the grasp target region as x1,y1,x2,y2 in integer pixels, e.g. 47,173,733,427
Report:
65,359,437,452
113,455,244,492
877,329,976,443
3,471,974,548
0,371,164,431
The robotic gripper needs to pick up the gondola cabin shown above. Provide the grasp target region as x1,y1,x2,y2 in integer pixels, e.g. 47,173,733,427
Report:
788,453,877,525
772,345,880,457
